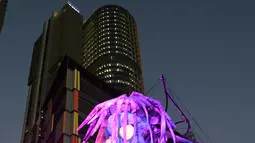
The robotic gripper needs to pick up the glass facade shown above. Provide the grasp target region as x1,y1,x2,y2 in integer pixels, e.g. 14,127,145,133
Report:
82,5,144,94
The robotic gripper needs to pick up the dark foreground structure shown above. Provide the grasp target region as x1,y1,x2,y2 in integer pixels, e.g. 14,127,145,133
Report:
21,2,83,143
33,56,120,143
0,0,8,33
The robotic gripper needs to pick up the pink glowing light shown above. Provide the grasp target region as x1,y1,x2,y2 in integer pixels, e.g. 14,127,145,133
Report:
76,91,193,143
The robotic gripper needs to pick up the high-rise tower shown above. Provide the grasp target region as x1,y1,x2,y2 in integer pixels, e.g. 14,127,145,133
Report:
21,2,83,143
82,5,144,94
0,0,8,33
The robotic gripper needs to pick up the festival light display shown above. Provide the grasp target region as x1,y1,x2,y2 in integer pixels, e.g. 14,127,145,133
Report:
76,91,194,143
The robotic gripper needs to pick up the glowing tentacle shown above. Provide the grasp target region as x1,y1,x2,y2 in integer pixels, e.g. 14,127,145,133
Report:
95,120,107,142
129,100,137,113
82,120,97,142
87,106,110,125
131,92,153,107
123,98,129,143
91,110,108,135
111,98,125,142
132,97,154,143
164,112,176,128
165,119,176,143
153,99,167,140
76,102,106,132
77,95,126,132
132,112,137,143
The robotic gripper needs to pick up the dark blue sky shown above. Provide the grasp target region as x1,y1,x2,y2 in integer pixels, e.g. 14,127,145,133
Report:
1,0,255,143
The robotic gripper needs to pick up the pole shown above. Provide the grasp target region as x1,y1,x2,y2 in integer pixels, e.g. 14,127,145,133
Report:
160,74,191,137
160,74,169,111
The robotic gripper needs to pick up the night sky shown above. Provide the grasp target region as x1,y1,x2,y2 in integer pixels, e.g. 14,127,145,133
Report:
0,0,255,143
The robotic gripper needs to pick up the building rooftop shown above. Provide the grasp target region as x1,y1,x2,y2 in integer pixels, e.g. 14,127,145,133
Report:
42,56,122,109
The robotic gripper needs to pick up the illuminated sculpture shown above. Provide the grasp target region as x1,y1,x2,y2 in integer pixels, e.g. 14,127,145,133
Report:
76,90,194,143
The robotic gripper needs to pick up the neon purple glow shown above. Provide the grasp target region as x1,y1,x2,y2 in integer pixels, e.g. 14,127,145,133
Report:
76,91,193,143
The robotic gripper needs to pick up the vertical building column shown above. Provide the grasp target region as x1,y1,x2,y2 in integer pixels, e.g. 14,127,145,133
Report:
72,68,80,143
59,68,80,143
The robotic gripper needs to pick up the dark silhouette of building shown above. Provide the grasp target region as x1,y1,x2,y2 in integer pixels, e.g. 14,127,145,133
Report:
82,5,145,94
21,2,83,143
38,56,121,143
0,0,8,33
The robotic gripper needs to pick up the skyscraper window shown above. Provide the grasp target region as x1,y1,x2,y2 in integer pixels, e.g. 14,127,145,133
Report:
82,5,144,94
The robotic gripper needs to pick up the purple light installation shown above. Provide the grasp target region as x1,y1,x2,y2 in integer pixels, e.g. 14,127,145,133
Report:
76,91,193,143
